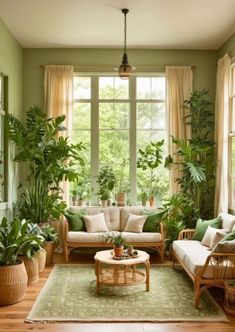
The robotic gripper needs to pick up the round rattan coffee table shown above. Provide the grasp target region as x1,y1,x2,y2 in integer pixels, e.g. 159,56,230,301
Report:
94,249,150,294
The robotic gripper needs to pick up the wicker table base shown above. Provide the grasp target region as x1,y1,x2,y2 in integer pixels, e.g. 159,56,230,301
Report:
94,250,150,294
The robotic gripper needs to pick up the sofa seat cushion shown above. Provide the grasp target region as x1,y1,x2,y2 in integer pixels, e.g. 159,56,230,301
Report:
67,231,162,243
67,231,104,243
122,232,161,243
173,240,214,278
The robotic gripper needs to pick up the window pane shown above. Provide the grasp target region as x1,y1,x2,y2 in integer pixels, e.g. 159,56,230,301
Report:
232,67,235,95
74,76,91,99
137,103,166,129
73,103,90,129
99,77,128,99
99,103,129,129
231,98,235,133
99,130,129,164
71,130,90,159
136,77,165,99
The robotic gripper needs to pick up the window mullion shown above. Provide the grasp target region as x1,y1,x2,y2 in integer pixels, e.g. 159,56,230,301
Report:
129,76,137,205
90,76,99,205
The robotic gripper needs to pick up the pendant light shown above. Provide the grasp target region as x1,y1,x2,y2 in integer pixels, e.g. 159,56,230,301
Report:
118,8,135,79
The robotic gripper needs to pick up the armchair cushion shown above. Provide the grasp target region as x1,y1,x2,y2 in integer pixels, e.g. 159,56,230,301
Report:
212,239,235,253
192,217,221,241
201,226,228,249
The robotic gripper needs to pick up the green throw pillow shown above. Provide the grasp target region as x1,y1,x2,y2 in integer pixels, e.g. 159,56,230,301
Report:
143,210,165,232
192,217,222,241
220,231,235,242
65,209,87,232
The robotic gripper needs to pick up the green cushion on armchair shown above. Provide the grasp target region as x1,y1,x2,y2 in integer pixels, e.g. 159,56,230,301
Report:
192,216,222,241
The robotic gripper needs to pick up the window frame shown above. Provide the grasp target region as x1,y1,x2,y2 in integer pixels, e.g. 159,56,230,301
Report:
72,72,167,205
0,73,8,207
228,63,235,213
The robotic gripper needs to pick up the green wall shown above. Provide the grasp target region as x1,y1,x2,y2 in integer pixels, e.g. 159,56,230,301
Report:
23,48,217,110
0,17,23,219
218,32,235,59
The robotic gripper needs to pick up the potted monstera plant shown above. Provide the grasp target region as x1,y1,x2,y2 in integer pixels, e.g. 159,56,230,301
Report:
0,217,43,305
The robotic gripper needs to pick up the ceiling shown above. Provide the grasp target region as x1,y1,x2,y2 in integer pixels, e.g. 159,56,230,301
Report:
0,0,235,49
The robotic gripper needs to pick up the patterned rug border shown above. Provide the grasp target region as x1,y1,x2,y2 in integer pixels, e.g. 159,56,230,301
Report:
26,264,229,323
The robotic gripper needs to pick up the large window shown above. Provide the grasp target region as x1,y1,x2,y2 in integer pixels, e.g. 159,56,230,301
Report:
229,64,235,212
71,74,168,205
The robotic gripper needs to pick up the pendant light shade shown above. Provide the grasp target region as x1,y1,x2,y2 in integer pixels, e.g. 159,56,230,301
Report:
118,8,135,79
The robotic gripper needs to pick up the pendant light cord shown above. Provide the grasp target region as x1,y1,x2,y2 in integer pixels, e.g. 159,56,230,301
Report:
124,11,127,54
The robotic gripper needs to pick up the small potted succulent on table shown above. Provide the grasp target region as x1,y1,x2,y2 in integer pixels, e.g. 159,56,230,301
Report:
103,232,126,257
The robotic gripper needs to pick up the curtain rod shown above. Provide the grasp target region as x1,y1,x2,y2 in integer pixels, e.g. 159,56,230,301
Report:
40,64,196,69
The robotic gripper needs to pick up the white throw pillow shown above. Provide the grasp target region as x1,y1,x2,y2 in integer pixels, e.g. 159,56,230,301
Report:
201,225,228,249
210,229,229,249
124,214,147,233
83,213,109,233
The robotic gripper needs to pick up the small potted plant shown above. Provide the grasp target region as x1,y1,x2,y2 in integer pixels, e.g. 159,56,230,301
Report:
97,165,116,207
103,231,126,257
137,140,164,207
40,224,59,265
115,158,129,207
140,191,148,207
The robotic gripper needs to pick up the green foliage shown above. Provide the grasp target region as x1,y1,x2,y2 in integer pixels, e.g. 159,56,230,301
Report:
102,231,126,247
137,140,164,197
39,224,59,243
170,89,215,217
0,217,44,266
115,158,129,193
7,106,85,223
161,193,199,250
97,165,116,200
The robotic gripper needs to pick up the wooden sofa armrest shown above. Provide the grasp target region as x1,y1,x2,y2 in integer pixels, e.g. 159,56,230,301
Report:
178,229,196,240
159,222,164,240
199,252,235,279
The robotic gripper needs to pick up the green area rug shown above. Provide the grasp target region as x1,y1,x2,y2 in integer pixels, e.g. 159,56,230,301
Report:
26,264,228,322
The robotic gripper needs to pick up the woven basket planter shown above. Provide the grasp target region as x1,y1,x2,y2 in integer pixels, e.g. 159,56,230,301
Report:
21,255,39,285
0,260,28,305
44,241,55,265
36,249,47,273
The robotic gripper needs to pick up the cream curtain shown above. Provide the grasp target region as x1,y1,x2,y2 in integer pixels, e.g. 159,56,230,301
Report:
44,65,73,203
214,54,230,215
166,66,193,194
44,65,73,252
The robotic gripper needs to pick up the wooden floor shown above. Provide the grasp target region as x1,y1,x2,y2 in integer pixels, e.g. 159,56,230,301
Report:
1,250,235,332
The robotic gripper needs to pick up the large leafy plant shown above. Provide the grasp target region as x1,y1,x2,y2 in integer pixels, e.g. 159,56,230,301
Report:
7,106,85,223
0,217,44,266
169,89,215,217
161,193,199,251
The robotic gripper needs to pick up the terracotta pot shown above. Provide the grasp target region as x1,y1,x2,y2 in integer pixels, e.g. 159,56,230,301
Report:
116,192,126,207
21,255,39,285
149,196,155,207
36,249,47,272
78,199,84,206
114,245,124,257
101,200,107,207
44,241,55,265
0,260,28,305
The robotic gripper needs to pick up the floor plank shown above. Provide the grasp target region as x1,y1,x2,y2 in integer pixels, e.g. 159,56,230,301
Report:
0,250,235,332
